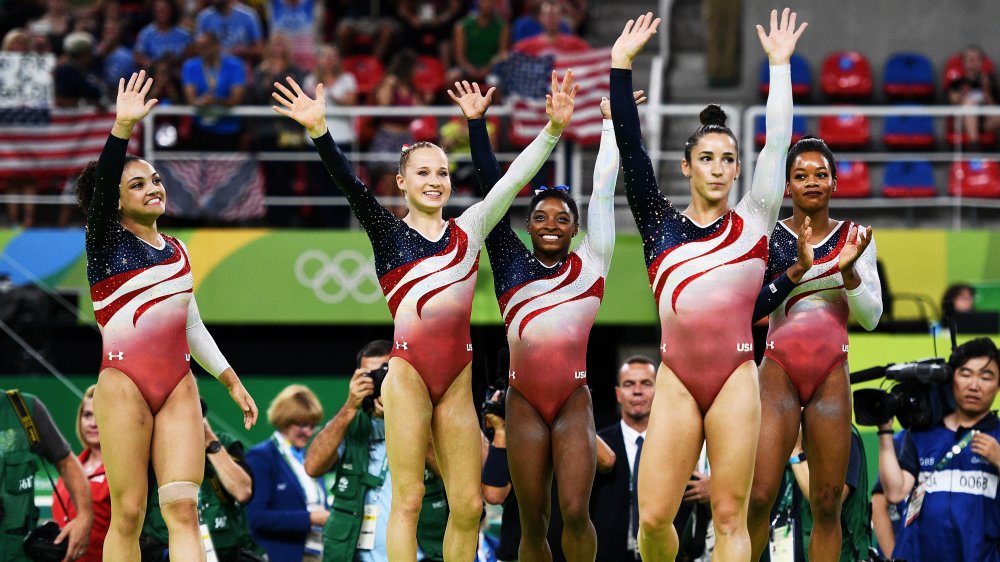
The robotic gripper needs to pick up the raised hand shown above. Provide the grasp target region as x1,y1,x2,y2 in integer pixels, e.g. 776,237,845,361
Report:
838,224,873,273
756,8,808,66
112,70,158,138
545,69,578,135
611,12,661,69
601,89,646,120
272,76,328,138
447,80,496,120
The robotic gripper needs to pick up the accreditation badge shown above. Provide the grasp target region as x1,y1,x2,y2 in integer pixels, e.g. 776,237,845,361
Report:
200,523,220,562
304,525,324,560
768,522,794,562
356,504,379,550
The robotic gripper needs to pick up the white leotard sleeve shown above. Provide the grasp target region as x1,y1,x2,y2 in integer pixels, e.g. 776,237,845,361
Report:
846,235,883,331
739,64,792,231
577,119,619,276
186,295,231,378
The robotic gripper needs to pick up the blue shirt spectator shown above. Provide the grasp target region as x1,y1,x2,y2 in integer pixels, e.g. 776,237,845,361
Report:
181,33,247,136
196,0,263,62
134,0,192,66
267,0,318,70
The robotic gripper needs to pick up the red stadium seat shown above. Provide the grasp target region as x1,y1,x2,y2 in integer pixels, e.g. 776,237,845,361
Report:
820,51,873,101
818,114,870,150
945,117,997,148
413,55,446,98
833,161,871,198
949,160,1000,198
342,55,385,96
409,115,438,143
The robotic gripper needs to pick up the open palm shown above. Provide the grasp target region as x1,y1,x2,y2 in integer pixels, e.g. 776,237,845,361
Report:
611,12,661,68
447,80,496,120
116,70,158,125
272,77,327,137
838,224,873,272
756,8,808,66
546,69,578,132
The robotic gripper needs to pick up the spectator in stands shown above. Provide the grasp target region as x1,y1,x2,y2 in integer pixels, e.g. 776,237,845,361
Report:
941,282,976,327
181,30,248,150
304,44,358,145
196,0,264,64
439,115,497,192
510,0,571,44
512,0,588,56
245,385,330,562
27,0,74,54
948,45,1000,148
266,0,321,71
878,337,1000,561
331,0,397,61
53,385,111,562
1,29,36,227
370,49,430,198
251,33,304,105
134,0,193,69
96,18,136,91
148,57,184,105
450,0,509,84
396,0,463,67
54,31,103,108
1,28,30,52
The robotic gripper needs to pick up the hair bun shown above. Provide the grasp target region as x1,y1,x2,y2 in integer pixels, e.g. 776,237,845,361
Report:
699,104,727,127
799,134,819,141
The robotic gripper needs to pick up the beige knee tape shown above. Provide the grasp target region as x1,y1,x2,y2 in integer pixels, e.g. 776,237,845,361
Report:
158,481,199,506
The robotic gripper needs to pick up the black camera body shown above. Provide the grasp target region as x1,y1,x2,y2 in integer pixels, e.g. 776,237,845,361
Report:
23,521,68,562
361,362,390,414
853,358,952,429
482,384,506,420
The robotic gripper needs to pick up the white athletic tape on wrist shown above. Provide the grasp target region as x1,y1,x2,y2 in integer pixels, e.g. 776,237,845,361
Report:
159,481,200,506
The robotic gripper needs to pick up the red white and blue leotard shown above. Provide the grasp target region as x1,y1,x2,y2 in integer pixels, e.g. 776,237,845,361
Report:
313,127,560,403
610,65,792,413
762,220,882,403
469,118,619,424
87,136,194,414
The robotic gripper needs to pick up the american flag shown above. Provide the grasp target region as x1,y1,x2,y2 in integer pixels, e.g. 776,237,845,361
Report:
156,157,266,221
0,110,142,180
499,47,612,147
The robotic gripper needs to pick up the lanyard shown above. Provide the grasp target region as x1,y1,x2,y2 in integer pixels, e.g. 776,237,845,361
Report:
904,429,978,526
932,429,977,471
272,433,325,507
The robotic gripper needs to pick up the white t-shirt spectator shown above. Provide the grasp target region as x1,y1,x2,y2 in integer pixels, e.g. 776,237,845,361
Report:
304,72,358,144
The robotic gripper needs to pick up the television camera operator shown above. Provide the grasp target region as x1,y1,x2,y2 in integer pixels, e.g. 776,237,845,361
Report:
877,337,1000,562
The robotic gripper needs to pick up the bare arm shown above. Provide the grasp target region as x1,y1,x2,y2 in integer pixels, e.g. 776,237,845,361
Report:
878,426,915,504
204,424,252,503
304,369,373,477
871,492,896,556
596,434,616,474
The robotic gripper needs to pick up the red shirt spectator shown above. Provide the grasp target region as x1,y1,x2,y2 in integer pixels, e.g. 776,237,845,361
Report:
512,0,589,56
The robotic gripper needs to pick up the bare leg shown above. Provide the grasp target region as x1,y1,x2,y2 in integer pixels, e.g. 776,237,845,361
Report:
748,358,802,561
703,360,761,562
94,368,153,561
637,364,704,562
150,373,206,562
506,387,554,562
552,386,598,562
802,364,852,562
430,363,484,560
383,357,433,560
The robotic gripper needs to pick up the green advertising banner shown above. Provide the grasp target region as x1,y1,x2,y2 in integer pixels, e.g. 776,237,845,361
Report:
0,227,998,325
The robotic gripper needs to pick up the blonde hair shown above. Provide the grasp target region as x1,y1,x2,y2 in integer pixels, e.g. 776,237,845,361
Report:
75,385,98,449
267,384,323,430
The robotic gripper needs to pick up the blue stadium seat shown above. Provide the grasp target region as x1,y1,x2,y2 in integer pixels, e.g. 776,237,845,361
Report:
760,53,812,100
754,114,807,148
883,53,935,101
883,113,935,149
882,161,936,198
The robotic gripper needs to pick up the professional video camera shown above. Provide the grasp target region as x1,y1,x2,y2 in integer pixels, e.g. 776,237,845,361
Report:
361,362,390,415
481,348,510,429
852,358,952,429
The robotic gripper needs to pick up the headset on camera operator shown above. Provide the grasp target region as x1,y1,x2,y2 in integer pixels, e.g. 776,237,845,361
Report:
304,340,449,562
2,388,92,562
877,337,1000,562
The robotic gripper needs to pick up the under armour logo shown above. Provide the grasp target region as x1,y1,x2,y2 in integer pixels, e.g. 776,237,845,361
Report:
396,341,408,350
466,344,473,351
185,353,191,361
766,341,775,350
660,343,667,353
108,351,124,360
736,343,753,352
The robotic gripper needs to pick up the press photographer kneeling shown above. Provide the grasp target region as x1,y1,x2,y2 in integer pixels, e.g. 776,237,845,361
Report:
877,337,1000,562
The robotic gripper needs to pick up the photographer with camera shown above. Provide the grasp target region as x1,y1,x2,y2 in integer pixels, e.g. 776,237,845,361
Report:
2,388,92,562
304,340,448,562
878,337,1000,561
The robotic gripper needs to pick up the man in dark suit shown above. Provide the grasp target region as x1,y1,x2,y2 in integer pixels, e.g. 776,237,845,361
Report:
591,355,657,562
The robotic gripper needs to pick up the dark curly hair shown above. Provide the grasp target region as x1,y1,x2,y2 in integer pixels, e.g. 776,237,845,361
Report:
75,156,145,216
527,188,579,224
683,104,739,163
785,135,837,182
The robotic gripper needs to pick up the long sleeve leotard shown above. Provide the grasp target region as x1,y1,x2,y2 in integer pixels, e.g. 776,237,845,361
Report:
86,136,228,413
610,64,792,413
313,126,560,402
469,117,619,423
761,220,882,402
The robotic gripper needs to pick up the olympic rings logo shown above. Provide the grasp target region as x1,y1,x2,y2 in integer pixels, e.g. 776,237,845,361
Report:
294,249,383,304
